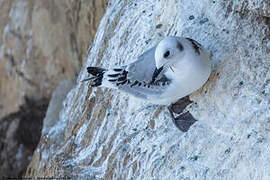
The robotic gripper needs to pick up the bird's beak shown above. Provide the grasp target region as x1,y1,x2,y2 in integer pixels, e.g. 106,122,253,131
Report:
151,66,163,83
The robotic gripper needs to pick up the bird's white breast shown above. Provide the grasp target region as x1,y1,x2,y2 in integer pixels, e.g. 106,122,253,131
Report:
149,48,211,105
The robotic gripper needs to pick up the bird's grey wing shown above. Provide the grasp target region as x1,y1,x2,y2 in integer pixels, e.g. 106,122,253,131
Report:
104,46,171,99
126,46,157,82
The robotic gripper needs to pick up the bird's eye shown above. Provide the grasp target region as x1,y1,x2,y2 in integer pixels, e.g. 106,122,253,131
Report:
163,50,170,58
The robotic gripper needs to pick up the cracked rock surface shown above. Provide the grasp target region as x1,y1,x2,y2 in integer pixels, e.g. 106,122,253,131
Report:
26,0,270,179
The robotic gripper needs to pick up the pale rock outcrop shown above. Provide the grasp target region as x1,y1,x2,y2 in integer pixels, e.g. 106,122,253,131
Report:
0,0,107,118
27,0,270,179
0,0,107,178
42,78,76,135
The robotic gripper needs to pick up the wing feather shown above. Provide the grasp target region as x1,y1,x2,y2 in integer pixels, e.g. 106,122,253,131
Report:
103,46,171,99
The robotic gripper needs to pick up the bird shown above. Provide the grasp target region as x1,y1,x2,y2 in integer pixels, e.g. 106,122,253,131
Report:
82,36,211,132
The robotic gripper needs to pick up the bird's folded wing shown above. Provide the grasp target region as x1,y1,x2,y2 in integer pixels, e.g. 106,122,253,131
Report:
126,46,157,82
104,46,171,99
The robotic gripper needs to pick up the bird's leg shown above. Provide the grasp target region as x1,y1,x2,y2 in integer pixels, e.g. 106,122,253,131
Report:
168,105,176,120
167,96,197,132
169,96,192,114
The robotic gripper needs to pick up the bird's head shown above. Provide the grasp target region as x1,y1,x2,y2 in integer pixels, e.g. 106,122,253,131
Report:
152,36,186,82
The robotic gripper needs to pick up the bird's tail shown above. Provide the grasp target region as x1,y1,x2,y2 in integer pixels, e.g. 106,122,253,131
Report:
82,67,106,87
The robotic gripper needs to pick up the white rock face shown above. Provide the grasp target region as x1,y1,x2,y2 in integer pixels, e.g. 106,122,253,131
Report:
27,0,270,179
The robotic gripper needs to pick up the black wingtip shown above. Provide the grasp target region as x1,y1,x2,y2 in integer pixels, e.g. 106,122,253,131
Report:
81,77,95,82
87,67,105,76
85,66,105,87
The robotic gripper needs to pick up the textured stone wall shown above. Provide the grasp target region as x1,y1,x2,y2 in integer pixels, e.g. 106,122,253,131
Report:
26,0,270,179
0,0,107,178
0,0,107,118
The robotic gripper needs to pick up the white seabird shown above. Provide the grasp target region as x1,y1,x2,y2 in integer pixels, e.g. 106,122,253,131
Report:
83,36,211,132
